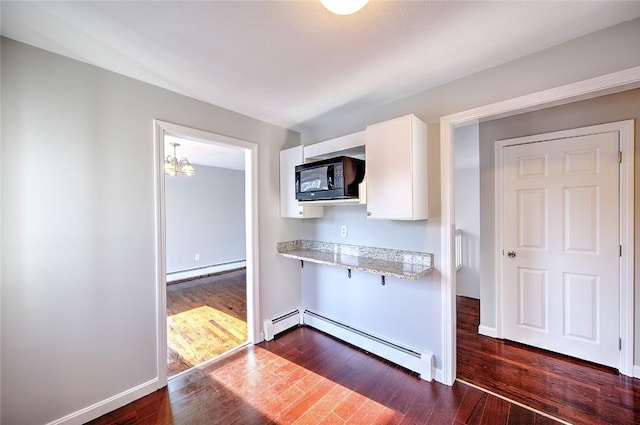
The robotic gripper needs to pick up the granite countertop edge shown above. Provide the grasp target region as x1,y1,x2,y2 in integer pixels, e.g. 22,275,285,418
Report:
276,240,434,281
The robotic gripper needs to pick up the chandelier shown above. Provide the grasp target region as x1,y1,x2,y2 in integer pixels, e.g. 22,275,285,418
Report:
164,142,195,176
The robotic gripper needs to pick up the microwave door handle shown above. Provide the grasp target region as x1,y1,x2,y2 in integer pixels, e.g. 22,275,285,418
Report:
327,165,333,189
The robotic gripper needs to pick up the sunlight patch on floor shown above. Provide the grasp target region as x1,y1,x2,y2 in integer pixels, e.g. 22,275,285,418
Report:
168,305,248,369
202,346,401,424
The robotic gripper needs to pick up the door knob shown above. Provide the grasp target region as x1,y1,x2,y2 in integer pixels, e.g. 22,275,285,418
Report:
507,251,516,258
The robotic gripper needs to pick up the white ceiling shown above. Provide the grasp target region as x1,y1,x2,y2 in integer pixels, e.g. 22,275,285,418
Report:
3,0,640,136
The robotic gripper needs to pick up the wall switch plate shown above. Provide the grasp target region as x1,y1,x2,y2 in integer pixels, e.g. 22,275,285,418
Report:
340,225,348,237
194,253,200,261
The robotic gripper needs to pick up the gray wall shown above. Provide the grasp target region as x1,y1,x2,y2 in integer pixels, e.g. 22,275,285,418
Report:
300,124,441,361
0,38,301,425
165,165,245,273
454,124,481,299
478,88,640,363
297,18,640,378
298,18,640,143
2,15,640,425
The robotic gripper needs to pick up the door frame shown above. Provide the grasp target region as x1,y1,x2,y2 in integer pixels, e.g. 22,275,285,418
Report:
439,65,640,386
153,120,260,388
494,120,634,374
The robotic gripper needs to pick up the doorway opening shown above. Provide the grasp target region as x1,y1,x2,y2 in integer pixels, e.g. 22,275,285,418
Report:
441,69,640,386
154,120,259,387
452,121,482,333
495,123,631,368
163,134,248,377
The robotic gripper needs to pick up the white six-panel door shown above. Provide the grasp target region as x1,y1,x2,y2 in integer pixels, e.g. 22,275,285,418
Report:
502,131,620,368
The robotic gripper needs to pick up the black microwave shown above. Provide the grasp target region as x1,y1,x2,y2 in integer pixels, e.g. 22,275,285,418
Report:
295,156,365,201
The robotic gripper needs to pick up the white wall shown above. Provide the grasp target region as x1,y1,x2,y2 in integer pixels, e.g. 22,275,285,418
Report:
454,124,480,299
0,38,301,425
165,164,245,274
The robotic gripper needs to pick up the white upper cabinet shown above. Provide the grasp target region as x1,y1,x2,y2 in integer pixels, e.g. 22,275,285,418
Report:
279,146,324,219
279,115,432,220
365,114,431,220
303,131,366,162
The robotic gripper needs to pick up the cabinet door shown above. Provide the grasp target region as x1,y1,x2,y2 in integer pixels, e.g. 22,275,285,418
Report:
365,116,415,219
279,146,323,218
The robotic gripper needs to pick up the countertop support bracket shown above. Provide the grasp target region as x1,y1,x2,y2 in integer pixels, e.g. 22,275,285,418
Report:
381,276,386,286
348,269,352,278
300,260,304,268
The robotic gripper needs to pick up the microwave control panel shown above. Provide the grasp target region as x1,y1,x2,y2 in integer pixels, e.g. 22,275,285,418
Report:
332,164,343,189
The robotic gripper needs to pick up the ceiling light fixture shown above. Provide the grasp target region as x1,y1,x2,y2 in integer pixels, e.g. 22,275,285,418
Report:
321,0,369,15
164,142,195,176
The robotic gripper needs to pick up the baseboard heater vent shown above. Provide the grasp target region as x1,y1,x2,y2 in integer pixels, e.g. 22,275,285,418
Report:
167,260,246,283
302,309,434,381
263,309,303,341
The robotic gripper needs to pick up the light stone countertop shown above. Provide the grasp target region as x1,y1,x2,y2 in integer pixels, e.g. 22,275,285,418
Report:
276,240,433,281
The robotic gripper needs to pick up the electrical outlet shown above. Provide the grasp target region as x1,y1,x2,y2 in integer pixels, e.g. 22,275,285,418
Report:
195,253,200,261
340,225,348,237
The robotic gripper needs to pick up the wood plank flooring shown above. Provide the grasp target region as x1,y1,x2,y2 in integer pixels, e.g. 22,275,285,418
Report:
88,326,561,424
86,294,640,424
457,295,640,425
167,269,247,377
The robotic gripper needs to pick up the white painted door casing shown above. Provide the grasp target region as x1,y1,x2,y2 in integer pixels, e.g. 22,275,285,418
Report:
154,120,261,388
440,69,639,387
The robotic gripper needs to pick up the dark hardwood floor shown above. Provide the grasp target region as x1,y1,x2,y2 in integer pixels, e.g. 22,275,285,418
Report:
87,294,640,424
88,326,561,424
167,268,247,377
457,295,640,425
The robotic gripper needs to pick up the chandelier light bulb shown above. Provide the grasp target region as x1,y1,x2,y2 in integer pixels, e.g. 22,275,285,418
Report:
164,161,177,176
321,0,369,15
181,163,195,176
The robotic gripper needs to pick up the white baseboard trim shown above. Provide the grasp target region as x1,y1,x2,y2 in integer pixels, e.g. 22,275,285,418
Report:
478,324,498,338
167,260,246,283
633,365,640,379
302,309,434,382
46,379,158,425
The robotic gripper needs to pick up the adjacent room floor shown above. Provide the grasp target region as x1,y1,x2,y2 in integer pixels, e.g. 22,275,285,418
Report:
167,268,247,377
457,295,640,425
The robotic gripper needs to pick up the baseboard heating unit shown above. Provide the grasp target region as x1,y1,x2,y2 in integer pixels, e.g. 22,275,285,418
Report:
263,309,303,341
303,310,434,381
263,308,434,381
167,260,246,283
